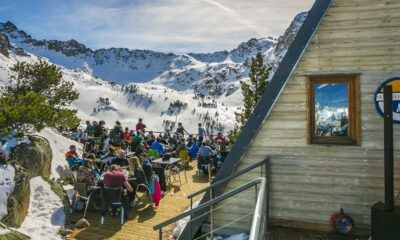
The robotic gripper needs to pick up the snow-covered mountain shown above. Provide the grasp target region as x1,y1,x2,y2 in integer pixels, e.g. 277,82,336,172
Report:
0,11,307,133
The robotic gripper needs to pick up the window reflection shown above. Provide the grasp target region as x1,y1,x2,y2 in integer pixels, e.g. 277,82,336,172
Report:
315,83,348,137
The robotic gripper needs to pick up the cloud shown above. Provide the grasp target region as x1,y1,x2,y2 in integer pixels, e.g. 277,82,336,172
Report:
0,0,315,53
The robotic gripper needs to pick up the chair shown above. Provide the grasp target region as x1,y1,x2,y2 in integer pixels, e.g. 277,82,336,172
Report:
134,168,154,205
166,165,182,188
101,188,125,225
197,156,212,182
72,182,101,218
148,149,160,159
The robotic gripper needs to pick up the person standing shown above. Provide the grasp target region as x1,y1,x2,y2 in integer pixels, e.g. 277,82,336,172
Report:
197,123,207,145
175,122,189,136
109,121,124,152
123,127,133,150
85,120,93,136
136,118,146,133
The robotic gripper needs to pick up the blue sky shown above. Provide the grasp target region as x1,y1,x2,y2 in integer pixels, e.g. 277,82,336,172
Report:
0,0,314,53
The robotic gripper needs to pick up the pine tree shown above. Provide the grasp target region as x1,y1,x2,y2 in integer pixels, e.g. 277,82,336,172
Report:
0,60,80,138
228,52,271,143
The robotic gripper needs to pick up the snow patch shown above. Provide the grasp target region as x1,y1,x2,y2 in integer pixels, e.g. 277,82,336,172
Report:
37,128,83,179
0,165,15,219
19,176,65,240
62,184,75,201
0,227,11,235
173,200,200,239
206,233,249,240
0,135,30,155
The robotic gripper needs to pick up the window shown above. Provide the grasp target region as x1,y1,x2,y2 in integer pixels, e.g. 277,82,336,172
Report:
307,75,360,145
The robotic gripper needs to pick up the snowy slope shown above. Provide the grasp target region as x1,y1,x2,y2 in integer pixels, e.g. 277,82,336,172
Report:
0,11,307,134
37,128,83,179
19,176,65,240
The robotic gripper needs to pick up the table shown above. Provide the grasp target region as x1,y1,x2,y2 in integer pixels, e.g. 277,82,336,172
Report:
152,157,181,165
152,158,183,188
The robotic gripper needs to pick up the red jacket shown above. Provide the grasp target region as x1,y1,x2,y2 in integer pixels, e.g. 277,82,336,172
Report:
136,123,146,132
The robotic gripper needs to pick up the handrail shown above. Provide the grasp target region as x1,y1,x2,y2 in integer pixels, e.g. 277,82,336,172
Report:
187,158,269,199
249,176,267,240
153,178,263,231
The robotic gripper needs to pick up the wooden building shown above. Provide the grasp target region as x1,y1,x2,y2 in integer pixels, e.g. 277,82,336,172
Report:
179,0,400,238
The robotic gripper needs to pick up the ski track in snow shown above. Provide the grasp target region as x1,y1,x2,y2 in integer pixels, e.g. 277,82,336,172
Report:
19,176,65,240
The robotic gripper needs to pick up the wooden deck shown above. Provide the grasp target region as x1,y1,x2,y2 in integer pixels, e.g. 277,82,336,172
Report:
267,227,370,240
67,161,210,240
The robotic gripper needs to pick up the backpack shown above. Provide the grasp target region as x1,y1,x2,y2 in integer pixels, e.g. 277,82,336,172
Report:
93,124,103,137
110,128,124,146
162,153,171,161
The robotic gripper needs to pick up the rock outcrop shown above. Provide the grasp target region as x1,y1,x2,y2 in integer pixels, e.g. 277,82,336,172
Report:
2,135,53,227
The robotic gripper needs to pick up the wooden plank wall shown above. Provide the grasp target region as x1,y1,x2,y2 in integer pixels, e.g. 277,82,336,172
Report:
211,0,400,232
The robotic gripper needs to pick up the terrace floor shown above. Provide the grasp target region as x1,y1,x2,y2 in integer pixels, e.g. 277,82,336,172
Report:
267,227,370,240
67,161,210,240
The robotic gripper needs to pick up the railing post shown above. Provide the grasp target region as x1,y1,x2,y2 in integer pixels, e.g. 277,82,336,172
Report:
190,197,193,210
265,159,270,236
189,213,192,239
159,228,162,240
255,184,258,206
210,188,214,240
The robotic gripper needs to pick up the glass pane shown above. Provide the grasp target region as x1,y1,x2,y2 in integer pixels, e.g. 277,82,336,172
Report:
315,83,348,137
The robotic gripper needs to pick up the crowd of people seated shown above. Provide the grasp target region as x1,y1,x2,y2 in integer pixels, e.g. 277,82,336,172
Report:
65,118,229,222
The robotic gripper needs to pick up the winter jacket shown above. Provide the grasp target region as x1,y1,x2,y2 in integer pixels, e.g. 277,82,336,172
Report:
65,151,81,171
151,141,164,155
187,141,199,158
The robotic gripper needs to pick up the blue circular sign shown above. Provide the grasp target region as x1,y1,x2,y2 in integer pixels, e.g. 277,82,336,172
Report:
375,77,400,123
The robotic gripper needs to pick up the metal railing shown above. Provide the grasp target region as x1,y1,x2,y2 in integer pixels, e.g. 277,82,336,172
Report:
153,158,270,239
249,177,267,240
154,178,266,239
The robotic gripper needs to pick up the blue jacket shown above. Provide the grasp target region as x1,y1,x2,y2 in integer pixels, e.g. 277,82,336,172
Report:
65,151,81,171
187,141,199,158
151,141,164,155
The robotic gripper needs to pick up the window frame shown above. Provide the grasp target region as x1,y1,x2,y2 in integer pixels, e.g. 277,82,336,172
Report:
307,74,361,145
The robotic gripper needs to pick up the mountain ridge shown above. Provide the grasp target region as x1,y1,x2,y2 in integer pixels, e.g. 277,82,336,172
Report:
0,11,308,132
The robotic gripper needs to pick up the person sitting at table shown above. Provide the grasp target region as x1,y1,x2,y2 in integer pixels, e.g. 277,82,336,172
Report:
172,138,187,157
135,143,145,157
214,132,226,142
206,139,216,150
151,137,164,156
102,164,133,219
89,144,105,158
186,134,194,147
77,158,102,210
131,131,143,151
187,137,200,161
111,150,129,169
139,153,154,183
147,131,156,146
65,145,81,171
169,134,178,148
198,141,212,172
77,158,99,192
